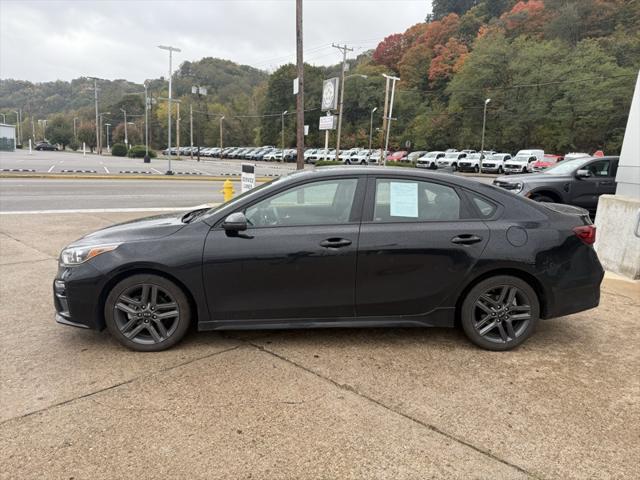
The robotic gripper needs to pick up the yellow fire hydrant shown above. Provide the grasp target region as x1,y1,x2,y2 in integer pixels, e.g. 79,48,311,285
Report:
221,179,235,202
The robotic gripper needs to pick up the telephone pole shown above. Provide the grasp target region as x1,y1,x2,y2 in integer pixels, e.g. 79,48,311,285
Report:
382,74,400,166
295,0,304,170
89,77,100,154
158,45,181,175
190,103,194,160
380,76,390,165
332,43,353,161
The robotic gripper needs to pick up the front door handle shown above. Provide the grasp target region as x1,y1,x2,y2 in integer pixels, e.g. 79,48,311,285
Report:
451,234,483,245
320,238,352,248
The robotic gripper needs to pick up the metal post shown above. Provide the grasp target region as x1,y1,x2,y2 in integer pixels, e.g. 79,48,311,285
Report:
332,43,353,161
368,107,377,153
295,0,304,170
121,108,128,146
480,98,491,156
380,76,390,165
219,116,225,150
324,111,330,160
92,78,100,154
158,45,181,175
144,82,150,161
382,74,400,167
105,123,111,152
281,110,287,160
176,102,181,159
190,103,194,160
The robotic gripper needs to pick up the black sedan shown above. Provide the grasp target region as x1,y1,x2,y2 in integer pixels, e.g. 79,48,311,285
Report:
54,167,604,352
35,142,58,151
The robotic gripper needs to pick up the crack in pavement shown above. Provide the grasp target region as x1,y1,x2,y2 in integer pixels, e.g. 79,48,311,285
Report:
0,257,56,267
245,339,541,480
0,344,240,427
0,231,56,259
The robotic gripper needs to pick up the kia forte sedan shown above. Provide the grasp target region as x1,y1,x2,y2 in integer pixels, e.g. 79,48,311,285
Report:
54,167,603,352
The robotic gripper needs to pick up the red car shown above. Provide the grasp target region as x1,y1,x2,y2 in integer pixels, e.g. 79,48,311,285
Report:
386,151,408,162
532,154,563,172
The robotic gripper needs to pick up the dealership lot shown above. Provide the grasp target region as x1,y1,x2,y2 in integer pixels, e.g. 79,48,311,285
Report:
0,210,638,479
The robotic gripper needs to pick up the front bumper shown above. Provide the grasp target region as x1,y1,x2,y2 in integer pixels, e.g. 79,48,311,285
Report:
53,263,106,331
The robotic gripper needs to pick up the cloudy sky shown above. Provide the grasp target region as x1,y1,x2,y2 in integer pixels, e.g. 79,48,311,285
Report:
0,0,431,83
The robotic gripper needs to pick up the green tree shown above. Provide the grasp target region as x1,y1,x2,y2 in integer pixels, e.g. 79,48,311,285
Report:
47,115,73,150
76,123,96,152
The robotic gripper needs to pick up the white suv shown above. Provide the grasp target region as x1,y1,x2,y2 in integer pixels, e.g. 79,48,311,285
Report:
481,153,511,174
416,151,445,169
436,151,467,171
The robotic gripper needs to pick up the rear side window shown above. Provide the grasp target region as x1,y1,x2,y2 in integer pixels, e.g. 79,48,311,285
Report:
373,179,461,222
466,191,498,218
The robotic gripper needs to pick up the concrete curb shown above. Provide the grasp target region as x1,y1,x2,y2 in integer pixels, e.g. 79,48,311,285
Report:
0,173,276,182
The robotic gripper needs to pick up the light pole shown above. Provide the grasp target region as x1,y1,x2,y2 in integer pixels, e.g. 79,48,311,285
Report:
158,45,181,175
281,110,288,159
219,116,225,150
480,98,491,156
331,43,354,161
368,106,377,155
98,112,110,154
120,108,128,147
105,123,111,152
11,110,20,146
382,74,400,166
144,81,150,162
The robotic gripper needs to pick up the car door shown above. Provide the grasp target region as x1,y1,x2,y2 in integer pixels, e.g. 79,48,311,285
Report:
571,159,614,210
355,176,489,318
202,176,366,322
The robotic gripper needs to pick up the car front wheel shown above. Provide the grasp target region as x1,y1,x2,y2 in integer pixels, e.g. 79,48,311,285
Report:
460,275,539,351
105,274,191,351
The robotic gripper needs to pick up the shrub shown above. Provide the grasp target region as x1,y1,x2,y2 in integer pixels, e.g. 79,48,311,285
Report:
314,160,343,167
111,143,128,157
386,160,416,168
68,141,79,151
128,145,157,158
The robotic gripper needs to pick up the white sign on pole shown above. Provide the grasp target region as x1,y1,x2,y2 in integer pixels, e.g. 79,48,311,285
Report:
293,77,299,95
321,78,339,111
304,125,309,136
319,115,336,130
241,164,256,193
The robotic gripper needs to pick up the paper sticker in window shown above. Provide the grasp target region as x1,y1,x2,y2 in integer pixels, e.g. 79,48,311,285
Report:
390,182,418,218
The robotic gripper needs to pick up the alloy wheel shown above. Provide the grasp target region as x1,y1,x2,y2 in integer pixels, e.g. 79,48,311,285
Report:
472,284,532,344
113,283,180,345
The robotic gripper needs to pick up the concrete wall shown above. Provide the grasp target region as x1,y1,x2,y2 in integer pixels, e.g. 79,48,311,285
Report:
615,71,640,199
595,195,640,280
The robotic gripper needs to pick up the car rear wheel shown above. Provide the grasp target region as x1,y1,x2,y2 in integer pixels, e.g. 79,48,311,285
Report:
531,194,555,203
105,274,191,352
461,275,539,351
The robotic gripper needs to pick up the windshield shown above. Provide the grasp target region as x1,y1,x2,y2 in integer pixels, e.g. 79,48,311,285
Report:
467,154,481,160
444,153,459,159
512,155,530,163
543,157,591,175
485,154,503,161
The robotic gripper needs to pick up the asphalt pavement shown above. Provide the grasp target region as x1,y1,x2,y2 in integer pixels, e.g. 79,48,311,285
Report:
1,211,638,479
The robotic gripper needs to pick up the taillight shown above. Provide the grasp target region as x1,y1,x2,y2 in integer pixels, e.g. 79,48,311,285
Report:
573,225,596,245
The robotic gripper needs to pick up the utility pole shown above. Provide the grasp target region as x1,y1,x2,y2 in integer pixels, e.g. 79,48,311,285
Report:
105,123,111,152
176,102,181,159
158,45,181,175
368,107,377,153
219,116,225,150
382,74,400,166
480,98,491,156
99,112,110,153
89,77,100,154
12,110,20,146
295,0,304,170
332,43,353,161
73,117,78,143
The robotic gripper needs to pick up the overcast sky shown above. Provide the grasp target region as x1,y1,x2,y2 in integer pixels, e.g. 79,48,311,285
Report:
0,0,431,83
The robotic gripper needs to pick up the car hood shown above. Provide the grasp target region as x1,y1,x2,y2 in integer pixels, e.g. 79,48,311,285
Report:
71,212,188,246
494,173,572,183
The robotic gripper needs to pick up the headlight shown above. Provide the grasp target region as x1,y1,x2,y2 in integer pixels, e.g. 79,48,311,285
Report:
60,243,120,266
513,182,524,193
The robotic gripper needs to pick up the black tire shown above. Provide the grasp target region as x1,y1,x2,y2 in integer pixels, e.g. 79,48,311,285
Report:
498,166,503,174
105,274,191,352
451,163,458,172
531,194,555,203
474,165,479,173
345,159,351,165
460,275,539,351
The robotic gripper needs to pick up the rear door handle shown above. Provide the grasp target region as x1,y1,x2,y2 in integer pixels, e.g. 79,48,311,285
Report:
320,238,352,248
451,234,483,245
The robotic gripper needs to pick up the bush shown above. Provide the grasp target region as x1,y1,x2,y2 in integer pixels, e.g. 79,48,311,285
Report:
68,141,79,151
314,160,343,167
128,145,157,158
111,143,128,157
385,160,416,168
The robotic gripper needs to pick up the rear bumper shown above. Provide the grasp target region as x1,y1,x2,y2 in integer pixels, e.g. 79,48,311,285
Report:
543,258,604,319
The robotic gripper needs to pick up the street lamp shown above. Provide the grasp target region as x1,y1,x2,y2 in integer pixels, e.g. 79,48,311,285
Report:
368,107,378,155
143,81,150,162
158,44,181,175
382,73,400,166
281,110,288,159
480,98,491,156
219,116,225,150
120,108,129,147
105,123,111,152
335,74,369,161
98,112,110,155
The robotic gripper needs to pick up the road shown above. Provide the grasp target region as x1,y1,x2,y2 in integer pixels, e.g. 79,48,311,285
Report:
0,150,303,177
0,178,228,212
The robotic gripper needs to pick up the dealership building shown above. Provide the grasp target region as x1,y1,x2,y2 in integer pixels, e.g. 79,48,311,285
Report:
0,123,17,151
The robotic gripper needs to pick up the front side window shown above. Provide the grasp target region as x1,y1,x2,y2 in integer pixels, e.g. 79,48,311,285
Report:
373,179,461,222
245,179,358,227
585,160,611,177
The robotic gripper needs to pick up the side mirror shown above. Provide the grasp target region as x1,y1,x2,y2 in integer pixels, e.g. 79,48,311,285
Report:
222,212,248,232
576,169,592,178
